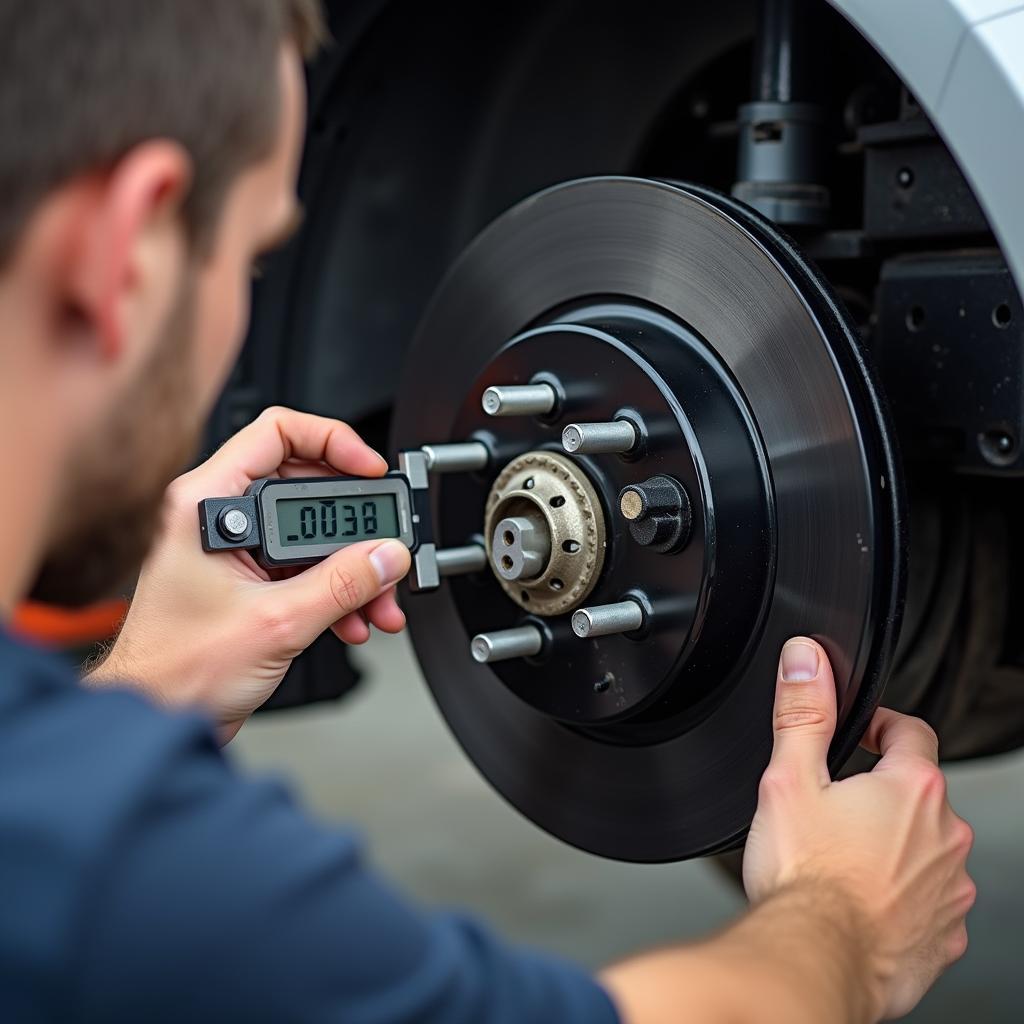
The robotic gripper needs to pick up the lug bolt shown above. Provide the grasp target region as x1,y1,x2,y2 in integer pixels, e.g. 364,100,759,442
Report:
436,544,487,577
471,625,544,663
421,441,490,474
571,599,645,639
482,383,557,417
562,419,637,455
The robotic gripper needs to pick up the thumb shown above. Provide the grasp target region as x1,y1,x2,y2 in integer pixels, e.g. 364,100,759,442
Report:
766,637,838,788
268,539,411,651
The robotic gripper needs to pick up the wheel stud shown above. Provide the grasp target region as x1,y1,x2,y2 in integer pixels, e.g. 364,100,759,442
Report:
470,625,544,663
562,419,637,455
482,383,557,417
436,544,487,577
571,599,645,639
421,441,490,473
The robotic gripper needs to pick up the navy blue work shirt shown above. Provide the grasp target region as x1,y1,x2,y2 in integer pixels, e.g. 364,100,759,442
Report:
0,629,619,1023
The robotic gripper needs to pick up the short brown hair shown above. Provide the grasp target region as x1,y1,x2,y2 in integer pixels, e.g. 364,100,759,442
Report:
0,0,325,263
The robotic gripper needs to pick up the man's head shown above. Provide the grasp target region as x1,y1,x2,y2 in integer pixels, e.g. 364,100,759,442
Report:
0,1,323,606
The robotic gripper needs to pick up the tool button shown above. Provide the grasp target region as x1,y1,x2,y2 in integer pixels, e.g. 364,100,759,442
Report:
217,507,251,541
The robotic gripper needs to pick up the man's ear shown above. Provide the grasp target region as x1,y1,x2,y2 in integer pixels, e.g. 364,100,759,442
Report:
66,140,193,362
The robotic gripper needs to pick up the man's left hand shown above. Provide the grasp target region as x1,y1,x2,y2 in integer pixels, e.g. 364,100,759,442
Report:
87,407,412,741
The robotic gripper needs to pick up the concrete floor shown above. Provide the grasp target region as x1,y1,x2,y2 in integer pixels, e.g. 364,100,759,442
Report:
234,631,1023,1022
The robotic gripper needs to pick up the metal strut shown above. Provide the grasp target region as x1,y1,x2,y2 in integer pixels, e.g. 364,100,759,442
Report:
733,0,829,226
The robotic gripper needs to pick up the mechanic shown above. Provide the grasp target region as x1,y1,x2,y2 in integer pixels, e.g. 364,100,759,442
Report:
0,3,974,1022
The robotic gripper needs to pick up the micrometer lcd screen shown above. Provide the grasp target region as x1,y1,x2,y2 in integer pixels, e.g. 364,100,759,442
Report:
276,495,400,547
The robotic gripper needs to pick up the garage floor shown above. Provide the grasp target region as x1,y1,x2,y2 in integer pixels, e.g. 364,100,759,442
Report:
234,632,1023,1023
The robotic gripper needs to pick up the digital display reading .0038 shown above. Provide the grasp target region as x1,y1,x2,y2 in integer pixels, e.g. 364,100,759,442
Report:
276,494,399,547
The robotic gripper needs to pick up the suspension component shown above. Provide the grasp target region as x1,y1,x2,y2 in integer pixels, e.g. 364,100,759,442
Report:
470,625,544,664
732,0,829,226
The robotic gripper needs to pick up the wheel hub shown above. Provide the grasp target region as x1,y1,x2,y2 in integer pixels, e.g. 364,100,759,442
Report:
392,177,904,861
446,306,774,729
484,450,605,616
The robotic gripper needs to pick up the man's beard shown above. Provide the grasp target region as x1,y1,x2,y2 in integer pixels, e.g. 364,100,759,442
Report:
30,279,204,608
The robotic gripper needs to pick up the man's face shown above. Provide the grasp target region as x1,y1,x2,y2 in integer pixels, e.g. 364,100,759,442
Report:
31,47,307,606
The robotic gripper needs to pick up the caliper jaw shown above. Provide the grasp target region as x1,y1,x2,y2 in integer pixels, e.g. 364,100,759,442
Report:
398,449,439,592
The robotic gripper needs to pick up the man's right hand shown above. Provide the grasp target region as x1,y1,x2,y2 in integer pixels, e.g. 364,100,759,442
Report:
602,639,974,1024
743,637,976,1020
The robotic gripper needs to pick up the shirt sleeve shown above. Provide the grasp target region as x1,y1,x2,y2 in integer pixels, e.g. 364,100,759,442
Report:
66,696,620,1024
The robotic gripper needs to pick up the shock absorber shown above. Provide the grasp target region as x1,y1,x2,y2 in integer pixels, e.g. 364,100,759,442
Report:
732,0,830,226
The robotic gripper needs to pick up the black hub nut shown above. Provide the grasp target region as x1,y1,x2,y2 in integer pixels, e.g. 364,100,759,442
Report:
619,475,692,553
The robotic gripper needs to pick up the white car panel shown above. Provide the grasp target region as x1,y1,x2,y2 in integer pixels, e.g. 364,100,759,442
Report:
832,0,1024,292
833,0,972,106
939,9,1024,290
956,0,1024,23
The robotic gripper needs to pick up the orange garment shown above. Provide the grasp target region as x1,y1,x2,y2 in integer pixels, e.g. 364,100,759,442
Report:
12,599,127,648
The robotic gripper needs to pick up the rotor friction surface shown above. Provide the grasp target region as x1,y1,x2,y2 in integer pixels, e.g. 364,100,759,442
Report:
392,177,903,862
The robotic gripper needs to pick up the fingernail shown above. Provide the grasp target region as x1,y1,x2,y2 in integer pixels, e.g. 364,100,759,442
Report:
369,540,409,587
782,639,819,682
371,449,389,469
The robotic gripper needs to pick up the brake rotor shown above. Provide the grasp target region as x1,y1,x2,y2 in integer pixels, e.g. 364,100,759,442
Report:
392,177,904,862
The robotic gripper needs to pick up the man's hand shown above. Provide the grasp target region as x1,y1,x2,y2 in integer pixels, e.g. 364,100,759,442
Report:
602,639,974,1024
87,407,412,741
743,637,976,1020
